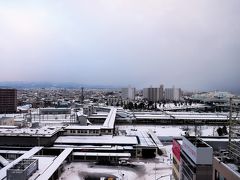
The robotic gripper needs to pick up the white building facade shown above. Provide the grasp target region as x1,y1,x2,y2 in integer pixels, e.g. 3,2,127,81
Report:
165,86,181,101
121,87,136,100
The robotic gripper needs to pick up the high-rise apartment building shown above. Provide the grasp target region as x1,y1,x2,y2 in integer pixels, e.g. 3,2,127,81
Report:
0,89,17,113
121,86,136,100
165,86,181,101
143,85,164,102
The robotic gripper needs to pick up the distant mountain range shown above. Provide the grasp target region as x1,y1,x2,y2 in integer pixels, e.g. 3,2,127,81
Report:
0,81,119,89
0,81,239,95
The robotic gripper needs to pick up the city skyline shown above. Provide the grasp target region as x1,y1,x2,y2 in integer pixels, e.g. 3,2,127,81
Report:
0,1,240,92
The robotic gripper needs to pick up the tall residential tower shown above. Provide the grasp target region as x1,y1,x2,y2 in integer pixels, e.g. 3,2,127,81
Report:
121,86,136,100
143,85,164,102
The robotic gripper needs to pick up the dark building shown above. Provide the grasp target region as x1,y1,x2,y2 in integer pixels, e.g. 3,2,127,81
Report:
0,89,17,114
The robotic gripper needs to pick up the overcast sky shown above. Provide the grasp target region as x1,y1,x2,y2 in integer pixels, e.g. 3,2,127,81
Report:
0,0,239,91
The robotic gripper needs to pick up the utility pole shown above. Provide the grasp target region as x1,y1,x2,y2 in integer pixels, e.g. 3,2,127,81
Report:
81,87,84,104
228,97,240,164
229,98,232,144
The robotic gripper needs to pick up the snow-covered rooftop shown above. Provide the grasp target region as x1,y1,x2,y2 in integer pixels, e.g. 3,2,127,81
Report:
0,147,43,180
0,126,62,137
102,107,117,129
55,135,138,145
73,152,131,157
35,148,73,180
134,111,229,120
127,130,156,147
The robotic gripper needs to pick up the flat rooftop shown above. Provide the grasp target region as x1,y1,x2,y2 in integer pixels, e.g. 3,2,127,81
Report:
127,130,157,148
185,136,211,148
0,125,18,129
55,135,138,146
0,126,62,137
73,152,131,157
54,145,133,151
34,148,73,180
134,112,229,120
29,156,56,180
0,147,43,180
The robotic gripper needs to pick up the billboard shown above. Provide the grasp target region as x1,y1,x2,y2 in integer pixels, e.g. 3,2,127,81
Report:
182,137,213,165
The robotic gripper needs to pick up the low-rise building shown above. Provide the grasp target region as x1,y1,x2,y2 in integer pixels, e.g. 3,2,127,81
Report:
7,159,38,180
0,117,15,126
0,147,73,180
0,126,62,147
39,108,71,115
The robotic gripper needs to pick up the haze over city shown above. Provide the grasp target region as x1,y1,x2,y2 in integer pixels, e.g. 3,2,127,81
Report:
1,1,240,180
0,0,239,92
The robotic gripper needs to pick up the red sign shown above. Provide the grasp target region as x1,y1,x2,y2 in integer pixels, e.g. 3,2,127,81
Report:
172,139,181,161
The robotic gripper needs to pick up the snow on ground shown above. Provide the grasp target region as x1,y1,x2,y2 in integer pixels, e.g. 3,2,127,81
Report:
29,156,56,180
59,125,220,180
117,125,216,137
59,151,173,180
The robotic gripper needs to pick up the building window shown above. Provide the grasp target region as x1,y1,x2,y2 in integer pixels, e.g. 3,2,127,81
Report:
215,170,226,180
83,130,88,134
